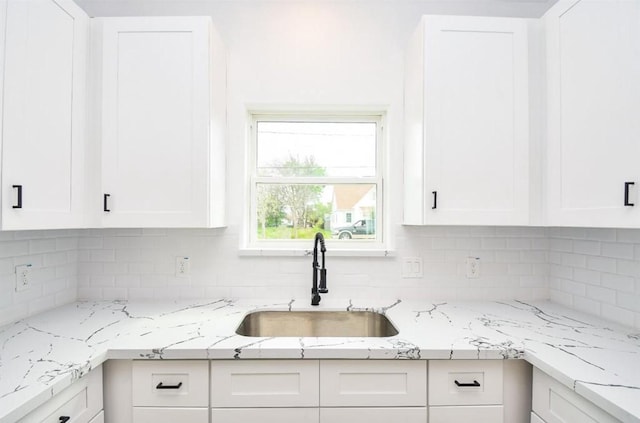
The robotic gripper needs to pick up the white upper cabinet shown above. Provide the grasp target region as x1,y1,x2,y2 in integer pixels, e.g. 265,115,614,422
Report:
95,17,226,228
404,15,531,226
545,0,640,227
1,0,89,229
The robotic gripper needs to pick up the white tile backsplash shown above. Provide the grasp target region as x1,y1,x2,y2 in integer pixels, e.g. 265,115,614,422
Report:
549,228,640,329
1,225,639,330
0,230,79,326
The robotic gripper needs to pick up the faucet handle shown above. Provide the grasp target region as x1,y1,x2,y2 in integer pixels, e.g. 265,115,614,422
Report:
319,269,328,293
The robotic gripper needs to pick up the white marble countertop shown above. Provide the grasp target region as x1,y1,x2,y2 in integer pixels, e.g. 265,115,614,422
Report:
1,298,639,422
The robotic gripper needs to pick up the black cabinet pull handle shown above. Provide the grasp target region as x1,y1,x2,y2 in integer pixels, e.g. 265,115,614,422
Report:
103,194,111,212
455,380,480,387
432,191,437,209
624,182,635,206
12,185,22,209
156,382,183,390
59,417,71,423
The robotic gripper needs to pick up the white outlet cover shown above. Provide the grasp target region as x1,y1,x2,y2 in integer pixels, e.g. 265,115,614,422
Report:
466,257,480,279
15,264,32,292
175,257,190,277
402,257,423,278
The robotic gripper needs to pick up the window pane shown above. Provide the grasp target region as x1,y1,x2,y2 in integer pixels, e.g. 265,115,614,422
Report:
256,183,377,241
256,121,377,177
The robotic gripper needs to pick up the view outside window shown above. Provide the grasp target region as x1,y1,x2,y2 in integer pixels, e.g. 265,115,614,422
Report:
252,119,380,242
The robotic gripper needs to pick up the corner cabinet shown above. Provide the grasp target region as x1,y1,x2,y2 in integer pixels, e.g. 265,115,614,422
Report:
531,367,621,423
404,15,531,226
544,0,640,227
1,0,89,230
94,17,226,228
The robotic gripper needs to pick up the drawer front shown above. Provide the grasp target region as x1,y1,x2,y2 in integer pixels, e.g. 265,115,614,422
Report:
212,408,319,423
429,405,504,423
211,360,319,407
132,407,208,423
429,360,503,406
532,368,620,423
320,407,427,423
132,360,209,407
320,360,427,407
18,365,103,423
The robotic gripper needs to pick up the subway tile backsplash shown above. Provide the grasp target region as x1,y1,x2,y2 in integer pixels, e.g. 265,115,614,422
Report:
1,226,639,330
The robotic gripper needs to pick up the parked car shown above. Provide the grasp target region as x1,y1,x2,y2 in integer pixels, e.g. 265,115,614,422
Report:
332,219,375,239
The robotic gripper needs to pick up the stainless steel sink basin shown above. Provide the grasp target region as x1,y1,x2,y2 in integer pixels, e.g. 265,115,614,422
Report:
236,310,399,337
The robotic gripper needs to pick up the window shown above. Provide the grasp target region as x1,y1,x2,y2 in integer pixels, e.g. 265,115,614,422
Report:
246,113,385,253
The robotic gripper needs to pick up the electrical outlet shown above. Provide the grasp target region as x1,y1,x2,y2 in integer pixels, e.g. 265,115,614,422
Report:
466,257,480,279
15,264,32,292
175,257,190,277
402,257,423,278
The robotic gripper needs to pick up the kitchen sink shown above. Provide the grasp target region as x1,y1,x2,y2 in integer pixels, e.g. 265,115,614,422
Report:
236,310,399,337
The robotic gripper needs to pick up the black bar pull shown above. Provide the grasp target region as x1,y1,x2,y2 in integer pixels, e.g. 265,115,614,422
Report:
59,417,71,423
103,194,111,212
432,191,437,209
455,380,481,387
156,382,183,390
12,185,22,209
624,182,635,206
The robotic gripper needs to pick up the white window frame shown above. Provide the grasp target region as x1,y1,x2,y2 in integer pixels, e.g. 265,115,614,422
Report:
241,111,389,256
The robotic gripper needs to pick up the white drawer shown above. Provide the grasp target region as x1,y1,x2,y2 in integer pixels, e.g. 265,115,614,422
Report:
132,407,208,423
132,360,209,407
532,368,621,423
429,405,504,423
429,360,503,406
320,407,427,423
211,408,319,423
320,360,427,407
211,360,319,407
18,366,103,423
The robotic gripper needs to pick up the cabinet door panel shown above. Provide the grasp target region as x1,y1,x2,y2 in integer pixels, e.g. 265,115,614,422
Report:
211,360,319,407
2,0,88,229
423,16,529,225
212,408,319,423
546,0,640,226
100,17,211,227
320,360,426,407
429,405,503,423
320,407,427,423
132,407,208,423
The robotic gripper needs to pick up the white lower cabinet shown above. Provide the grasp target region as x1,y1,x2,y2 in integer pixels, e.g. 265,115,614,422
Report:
429,405,503,423
211,408,319,423
18,365,103,423
131,360,209,422
530,411,545,423
531,367,621,423
428,359,531,423
107,359,531,423
133,407,208,423
320,407,427,423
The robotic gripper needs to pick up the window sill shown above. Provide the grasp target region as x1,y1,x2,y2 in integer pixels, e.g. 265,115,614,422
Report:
238,248,395,257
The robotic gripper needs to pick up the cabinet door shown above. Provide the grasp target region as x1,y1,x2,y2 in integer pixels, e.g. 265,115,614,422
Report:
100,17,212,227
1,0,88,229
429,405,503,423
212,408,319,423
406,16,530,225
531,368,621,423
320,407,427,423
132,408,208,423
545,0,640,227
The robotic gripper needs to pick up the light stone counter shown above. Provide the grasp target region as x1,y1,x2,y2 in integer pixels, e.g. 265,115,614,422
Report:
1,299,639,422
